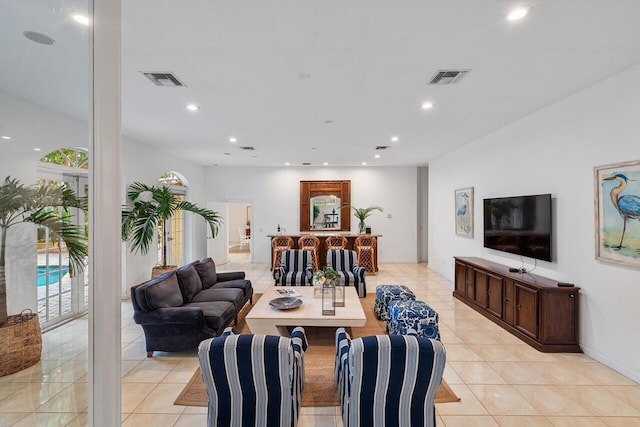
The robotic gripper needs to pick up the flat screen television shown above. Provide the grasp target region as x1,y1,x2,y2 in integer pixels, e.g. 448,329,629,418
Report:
483,194,552,262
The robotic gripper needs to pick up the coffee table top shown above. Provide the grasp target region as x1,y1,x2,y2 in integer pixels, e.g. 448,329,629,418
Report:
245,286,367,331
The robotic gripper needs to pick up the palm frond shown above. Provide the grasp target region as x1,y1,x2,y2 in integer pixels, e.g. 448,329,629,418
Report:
177,200,223,238
351,205,383,221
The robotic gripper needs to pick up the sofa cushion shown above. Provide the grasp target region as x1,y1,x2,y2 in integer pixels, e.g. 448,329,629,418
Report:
135,272,184,311
211,279,253,299
191,287,244,306
194,258,217,289
176,265,203,302
184,301,235,331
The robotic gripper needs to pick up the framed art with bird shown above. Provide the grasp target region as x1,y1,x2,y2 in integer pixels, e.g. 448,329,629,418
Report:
455,187,474,238
595,160,640,267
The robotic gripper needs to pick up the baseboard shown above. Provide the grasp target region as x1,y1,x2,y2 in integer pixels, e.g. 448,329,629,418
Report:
579,342,640,383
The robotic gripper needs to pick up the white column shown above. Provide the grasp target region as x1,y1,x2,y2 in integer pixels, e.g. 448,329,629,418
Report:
89,0,122,425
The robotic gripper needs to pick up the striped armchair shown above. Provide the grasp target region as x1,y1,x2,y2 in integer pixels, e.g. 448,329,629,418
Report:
273,249,314,286
198,327,308,427
326,249,366,297
334,328,446,427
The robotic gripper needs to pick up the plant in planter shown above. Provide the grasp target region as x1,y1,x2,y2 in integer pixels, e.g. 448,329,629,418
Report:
121,182,222,275
0,176,87,375
352,206,383,234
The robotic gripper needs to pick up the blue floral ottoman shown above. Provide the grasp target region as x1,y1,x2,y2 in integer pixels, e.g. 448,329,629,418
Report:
387,300,440,340
374,285,416,321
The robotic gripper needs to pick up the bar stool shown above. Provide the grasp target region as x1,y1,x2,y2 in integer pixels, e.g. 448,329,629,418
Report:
271,236,294,270
326,235,348,251
354,235,376,273
298,235,320,270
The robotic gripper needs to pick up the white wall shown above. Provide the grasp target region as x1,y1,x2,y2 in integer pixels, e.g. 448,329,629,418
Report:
205,167,418,264
228,203,250,246
428,64,640,382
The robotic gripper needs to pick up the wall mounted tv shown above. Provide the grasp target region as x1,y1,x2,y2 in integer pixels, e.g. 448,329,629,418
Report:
483,194,552,262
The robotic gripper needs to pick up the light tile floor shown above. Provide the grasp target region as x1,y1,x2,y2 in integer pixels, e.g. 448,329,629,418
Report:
1,253,639,426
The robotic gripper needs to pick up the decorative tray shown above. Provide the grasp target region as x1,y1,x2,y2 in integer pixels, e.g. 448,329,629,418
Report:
269,297,303,310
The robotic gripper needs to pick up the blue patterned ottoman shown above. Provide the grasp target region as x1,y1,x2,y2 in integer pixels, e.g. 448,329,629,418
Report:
388,300,440,340
374,285,416,321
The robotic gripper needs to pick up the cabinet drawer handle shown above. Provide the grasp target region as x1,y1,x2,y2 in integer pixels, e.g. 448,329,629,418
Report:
569,294,575,298
516,304,522,310
504,298,510,303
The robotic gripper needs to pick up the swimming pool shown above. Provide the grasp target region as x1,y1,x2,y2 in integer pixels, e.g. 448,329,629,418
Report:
37,265,69,287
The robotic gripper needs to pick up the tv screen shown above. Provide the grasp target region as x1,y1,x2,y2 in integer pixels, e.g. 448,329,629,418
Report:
483,194,552,261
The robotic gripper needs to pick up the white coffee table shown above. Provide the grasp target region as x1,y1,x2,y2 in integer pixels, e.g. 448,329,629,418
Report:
245,286,367,336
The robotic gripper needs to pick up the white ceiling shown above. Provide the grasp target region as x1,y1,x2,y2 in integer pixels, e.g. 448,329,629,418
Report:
2,0,640,167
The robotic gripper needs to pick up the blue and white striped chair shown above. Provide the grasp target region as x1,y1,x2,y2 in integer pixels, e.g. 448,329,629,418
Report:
334,328,446,427
198,327,308,427
326,249,367,297
273,249,314,286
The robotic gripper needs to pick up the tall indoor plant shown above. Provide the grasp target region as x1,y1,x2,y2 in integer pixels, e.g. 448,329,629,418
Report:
121,182,222,273
0,176,88,326
352,205,383,234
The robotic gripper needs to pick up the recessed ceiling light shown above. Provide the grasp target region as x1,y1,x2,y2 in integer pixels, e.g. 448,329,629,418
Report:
229,137,237,143
186,104,199,111
33,148,41,152
374,154,381,159
324,120,333,124
421,102,434,110
507,6,530,21
391,136,399,142
1,136,11,140
72,14,90,26
23,31,55,45
285,162,290,166
361,162,367,166
323,162,329,166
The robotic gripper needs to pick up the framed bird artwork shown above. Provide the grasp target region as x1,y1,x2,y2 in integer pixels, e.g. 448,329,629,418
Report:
595,160,640,267
455,187,474,238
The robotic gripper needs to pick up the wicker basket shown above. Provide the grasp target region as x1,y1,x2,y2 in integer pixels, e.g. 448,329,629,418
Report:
0,310,42,377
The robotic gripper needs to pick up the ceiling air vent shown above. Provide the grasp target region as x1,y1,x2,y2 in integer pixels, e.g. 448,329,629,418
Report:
239,146,255,151
429,69,470,85
375,145,390,151
302,162,311,166
141,72,186,87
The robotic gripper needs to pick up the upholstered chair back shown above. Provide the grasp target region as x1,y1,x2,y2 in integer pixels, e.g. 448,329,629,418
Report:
199,327,308,427
334,328,446,427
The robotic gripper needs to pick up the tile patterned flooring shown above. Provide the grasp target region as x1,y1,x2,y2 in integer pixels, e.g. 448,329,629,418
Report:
1,253,639,426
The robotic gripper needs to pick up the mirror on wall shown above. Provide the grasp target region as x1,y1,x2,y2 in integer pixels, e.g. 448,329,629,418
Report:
310,195,341,229
300,180,351,232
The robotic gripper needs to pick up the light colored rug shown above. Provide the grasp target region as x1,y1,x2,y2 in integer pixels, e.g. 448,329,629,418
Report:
175,293,460,407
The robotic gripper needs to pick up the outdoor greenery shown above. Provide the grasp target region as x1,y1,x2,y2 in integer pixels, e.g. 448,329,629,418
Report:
121,182,222,268
0,177,88,326
40,148,89,170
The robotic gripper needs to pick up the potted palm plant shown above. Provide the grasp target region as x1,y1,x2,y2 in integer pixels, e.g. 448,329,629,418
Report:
121,182,222,277
352,206,383,234
0,176,87,375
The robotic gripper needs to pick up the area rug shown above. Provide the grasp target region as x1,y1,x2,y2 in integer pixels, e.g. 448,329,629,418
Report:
175,293,460,407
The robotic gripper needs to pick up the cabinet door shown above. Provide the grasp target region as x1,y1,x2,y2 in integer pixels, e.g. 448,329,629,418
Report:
474,269,488,307
515,284,538,339
541,291,578,344
486,273,504,318
466,265,475,301
504,280,515,325
454,261,467,297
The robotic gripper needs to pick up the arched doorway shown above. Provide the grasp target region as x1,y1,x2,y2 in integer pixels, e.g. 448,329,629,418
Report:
157,171,189,267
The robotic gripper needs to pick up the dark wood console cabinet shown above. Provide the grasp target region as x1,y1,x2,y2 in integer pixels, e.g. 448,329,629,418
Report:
454,257,580,352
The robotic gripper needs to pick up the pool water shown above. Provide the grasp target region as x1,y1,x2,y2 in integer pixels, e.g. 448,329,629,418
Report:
37,265,69,287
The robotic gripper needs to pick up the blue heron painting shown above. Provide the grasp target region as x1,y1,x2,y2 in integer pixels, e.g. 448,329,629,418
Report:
455,188,473,237
602,172,640,252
